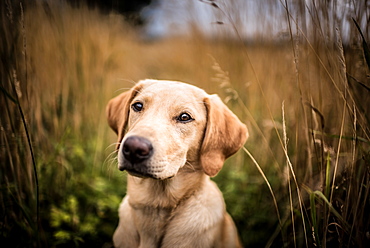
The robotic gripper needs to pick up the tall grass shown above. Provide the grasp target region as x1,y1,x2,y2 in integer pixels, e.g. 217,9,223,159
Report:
1,0,369,247
200,1,370,247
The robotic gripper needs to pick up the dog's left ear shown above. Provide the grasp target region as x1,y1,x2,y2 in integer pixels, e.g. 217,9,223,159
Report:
201,95,249,177
106,84,144,149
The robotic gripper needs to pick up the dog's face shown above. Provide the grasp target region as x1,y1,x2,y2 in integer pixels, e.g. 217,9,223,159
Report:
107,79,248,179
119,81,207,179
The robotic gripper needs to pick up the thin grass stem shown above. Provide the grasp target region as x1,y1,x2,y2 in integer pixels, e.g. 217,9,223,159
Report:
242,147,282,231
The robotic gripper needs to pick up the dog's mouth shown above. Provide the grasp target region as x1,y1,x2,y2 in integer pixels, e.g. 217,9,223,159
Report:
126,169,150,178
120,163,174,180
119,161,151,177
125,168,157,179
126,169,174,180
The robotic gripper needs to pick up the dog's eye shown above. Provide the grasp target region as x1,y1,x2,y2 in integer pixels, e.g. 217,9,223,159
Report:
177,113,193,123
132,102,143,112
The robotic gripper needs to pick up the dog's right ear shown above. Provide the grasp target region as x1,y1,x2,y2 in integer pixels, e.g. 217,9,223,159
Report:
106,84,143,149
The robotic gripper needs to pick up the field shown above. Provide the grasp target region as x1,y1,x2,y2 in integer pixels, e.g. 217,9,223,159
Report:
1,1,369,247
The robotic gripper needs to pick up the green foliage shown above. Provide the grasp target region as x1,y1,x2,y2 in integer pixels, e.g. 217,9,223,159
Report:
37,130,125,247
49,179,122,246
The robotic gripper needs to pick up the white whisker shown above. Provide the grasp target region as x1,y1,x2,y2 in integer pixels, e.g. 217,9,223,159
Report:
106,142,120,150
115,78,136,85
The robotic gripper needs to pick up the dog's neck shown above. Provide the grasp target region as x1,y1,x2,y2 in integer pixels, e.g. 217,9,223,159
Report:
126,167,206,210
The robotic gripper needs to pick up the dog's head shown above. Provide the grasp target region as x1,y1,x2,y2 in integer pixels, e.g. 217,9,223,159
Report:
106,79,248,179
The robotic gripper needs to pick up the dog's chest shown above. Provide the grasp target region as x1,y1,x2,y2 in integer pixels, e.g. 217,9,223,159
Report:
132,205,176,246
130,193,225,248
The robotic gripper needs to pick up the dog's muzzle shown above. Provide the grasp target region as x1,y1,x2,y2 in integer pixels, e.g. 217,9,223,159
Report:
119,136,155,177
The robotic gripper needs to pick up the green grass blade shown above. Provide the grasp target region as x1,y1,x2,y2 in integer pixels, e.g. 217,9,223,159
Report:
313,190,351,232
309,192,321,248
325,152,331,198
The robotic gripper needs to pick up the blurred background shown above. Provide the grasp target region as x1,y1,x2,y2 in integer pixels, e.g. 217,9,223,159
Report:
1,0,369,247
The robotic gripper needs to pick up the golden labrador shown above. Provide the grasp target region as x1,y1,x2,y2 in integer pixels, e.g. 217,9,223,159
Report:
107,79,248,248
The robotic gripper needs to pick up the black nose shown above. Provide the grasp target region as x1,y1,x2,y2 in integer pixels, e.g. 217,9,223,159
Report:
122,136,153,164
